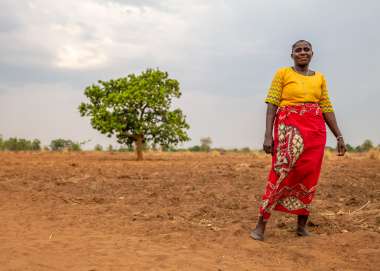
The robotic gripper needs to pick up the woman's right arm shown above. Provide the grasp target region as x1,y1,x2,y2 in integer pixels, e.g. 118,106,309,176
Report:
263,68,283,154
263,103,278,155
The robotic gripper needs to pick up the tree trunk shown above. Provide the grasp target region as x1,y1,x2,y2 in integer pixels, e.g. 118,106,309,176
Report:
135,135,144,161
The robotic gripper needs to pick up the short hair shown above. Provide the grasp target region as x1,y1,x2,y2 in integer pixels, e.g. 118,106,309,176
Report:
292,40,312,52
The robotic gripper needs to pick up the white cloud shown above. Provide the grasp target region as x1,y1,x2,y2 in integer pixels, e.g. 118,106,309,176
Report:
0,0,379,148
0,0,197,70
56,44,108,69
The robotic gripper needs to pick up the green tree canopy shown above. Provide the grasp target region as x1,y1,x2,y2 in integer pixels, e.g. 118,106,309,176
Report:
50,139,82,151
94,144,103,151
345,144,354,152
79,68,190,160
361,139,374,152
0,137,41,151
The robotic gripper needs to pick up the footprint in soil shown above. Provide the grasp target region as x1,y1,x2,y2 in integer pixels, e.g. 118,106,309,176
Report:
345,197,360,206
92,197,105,204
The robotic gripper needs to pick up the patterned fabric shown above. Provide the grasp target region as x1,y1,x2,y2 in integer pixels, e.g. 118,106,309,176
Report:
319,76,334,113
264,69,283,106
259,103,326,220
277,196,311,211
265,67,334,113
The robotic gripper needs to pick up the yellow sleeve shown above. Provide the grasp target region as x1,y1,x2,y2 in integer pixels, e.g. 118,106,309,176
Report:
319,75,334,113
265,68,284,106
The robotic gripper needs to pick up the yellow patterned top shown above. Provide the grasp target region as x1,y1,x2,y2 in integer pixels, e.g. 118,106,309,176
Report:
265,67,334,113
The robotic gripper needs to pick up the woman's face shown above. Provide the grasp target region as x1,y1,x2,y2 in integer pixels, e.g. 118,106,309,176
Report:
291,42,313,66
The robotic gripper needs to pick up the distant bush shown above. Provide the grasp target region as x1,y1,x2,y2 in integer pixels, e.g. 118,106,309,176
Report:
118,145,134,152
344,139,375,153
0,136,41,151
70,142,82,151
94,144,103,151
324,139,378,153
160,145,178,152
31,139,41,150
188,145,202,152
345,144,354,152
240,147,251,152
187,137,214,152
50,139,83,151
200,137,212,152
359,139,374,152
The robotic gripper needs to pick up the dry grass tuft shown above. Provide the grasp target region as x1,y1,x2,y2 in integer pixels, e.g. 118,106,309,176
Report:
210,150,221,157
250,151,259,159
367,149,380,160
343,152,352,159
324,149,334,160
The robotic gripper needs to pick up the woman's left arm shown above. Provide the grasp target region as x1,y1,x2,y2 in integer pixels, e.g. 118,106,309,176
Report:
323,112,346,156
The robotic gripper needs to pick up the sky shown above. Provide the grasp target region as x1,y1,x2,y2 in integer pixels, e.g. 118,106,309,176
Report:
0,0,379,149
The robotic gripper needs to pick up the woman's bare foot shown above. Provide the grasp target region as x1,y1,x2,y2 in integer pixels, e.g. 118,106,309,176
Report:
296,227,311,236
250,228,265,241
250,216,267,241
297,215,311,237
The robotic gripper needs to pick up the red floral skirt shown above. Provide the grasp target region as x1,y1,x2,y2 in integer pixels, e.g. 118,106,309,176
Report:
259,103,326,221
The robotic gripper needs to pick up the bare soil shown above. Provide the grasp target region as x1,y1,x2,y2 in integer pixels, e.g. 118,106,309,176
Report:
0,152,379,271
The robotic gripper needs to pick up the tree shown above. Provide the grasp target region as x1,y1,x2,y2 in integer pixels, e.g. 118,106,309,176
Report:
69,142,82,151
3,138,22,151
50,139,67,151
79,68,190,160
200,137,212,152
345,144,354,152
188,145,201,152
0,135,3,151
31,139,41,151
50,139,82,151
240,147,251,152
107,144,114,152
361,139,373,152
94,144,103,151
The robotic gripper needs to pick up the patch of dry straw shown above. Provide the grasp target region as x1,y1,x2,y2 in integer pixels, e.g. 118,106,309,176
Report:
366,149,380,160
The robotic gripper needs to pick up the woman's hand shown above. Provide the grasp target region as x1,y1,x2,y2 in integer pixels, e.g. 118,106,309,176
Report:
323,112,346,157
337,138,346,156
263,104,277,155
263,135,274,155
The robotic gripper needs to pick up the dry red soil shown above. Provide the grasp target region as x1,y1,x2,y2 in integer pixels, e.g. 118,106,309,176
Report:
0,152,379,271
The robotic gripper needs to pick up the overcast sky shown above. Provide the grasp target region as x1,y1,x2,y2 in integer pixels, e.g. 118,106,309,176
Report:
0,0,379,149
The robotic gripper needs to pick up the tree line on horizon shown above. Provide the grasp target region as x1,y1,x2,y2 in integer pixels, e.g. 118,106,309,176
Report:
0,135,378,154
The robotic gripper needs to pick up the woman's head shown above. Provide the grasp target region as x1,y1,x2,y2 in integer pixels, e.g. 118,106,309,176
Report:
291,40,313,66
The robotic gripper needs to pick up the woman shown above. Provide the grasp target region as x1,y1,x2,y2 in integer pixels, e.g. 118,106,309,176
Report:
251,40,346,241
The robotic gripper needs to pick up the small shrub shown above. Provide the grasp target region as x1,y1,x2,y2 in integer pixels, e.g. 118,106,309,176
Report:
200,137,212,152
69,142,82,151
94,144,103,151
50,139,82,151
188,145,201,152
210,150,221,157
240,147,251,153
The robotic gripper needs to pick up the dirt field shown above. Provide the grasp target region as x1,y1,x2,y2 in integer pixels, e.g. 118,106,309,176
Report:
0,151,379,271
